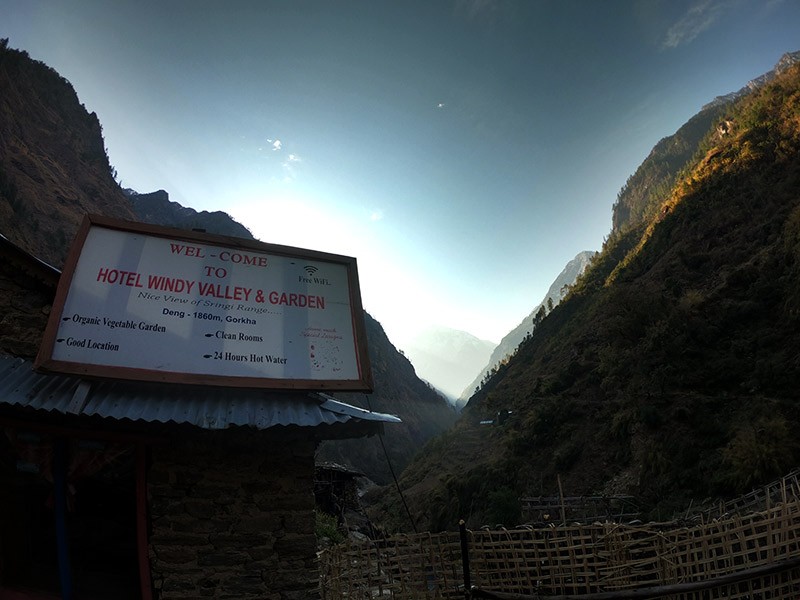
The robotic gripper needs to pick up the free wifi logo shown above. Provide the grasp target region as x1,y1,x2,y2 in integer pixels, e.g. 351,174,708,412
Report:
299,264,331,286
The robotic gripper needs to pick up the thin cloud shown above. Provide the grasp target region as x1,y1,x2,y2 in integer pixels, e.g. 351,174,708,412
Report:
662,0,733,49
280,153,302,182
272,139,282,151
369,210,384,222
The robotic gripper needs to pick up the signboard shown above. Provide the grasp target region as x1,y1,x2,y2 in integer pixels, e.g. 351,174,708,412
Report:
35,216,373,391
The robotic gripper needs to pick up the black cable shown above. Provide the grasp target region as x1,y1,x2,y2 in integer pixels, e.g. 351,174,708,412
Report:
363,393,418,533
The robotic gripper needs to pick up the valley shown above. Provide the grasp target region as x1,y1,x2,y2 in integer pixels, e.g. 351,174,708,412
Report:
2,40,800,537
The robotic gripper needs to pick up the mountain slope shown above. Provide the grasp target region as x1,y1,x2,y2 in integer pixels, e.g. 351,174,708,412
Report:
0,40,136,266
374,54,800,532
612,50,800,235
459,251,594,405
0,41,261,266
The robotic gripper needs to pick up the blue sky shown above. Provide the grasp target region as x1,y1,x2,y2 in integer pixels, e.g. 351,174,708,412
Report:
2,0,799,347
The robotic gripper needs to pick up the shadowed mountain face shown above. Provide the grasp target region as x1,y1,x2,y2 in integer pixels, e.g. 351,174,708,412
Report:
0,43,253,267
370,54,800,532
0,41,457,486
0,42,136,266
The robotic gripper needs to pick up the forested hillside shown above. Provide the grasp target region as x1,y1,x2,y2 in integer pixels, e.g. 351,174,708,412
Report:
373,57,800,532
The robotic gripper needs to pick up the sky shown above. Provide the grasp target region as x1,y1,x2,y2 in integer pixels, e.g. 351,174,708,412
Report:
2,0,799,348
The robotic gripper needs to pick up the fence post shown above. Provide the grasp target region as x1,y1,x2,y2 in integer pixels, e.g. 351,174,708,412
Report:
459,519,471,599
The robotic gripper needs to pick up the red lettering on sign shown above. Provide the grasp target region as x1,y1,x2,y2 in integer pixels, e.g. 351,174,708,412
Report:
169,243,206,258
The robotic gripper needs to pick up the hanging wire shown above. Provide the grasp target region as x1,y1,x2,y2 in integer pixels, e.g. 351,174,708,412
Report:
363,393,418,533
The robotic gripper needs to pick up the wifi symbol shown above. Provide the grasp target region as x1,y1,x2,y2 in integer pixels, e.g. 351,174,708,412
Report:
304,265,318,276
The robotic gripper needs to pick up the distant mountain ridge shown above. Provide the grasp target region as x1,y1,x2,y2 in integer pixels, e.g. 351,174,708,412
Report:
702,50,800,111
458,250,594,405
403,327,496,401
125,188,254,240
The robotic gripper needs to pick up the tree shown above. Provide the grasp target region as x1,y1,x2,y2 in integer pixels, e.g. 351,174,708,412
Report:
533,305,546,328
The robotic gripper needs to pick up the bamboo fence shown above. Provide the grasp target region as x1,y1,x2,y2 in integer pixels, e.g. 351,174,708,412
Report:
693,469,800,521
319,496,800,599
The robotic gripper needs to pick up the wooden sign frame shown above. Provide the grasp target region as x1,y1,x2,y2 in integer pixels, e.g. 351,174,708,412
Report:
35,215,374,391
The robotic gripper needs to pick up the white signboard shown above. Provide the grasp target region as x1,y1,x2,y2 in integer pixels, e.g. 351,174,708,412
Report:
36,216,373,390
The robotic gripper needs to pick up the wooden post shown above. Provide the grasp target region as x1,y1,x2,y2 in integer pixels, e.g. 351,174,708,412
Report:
53,437,73,600
459,519,471,599
136,442,153,600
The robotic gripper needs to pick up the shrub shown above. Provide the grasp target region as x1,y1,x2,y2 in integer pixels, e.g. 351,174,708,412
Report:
723,416,796,489
486,486,521,527
315,511,344,544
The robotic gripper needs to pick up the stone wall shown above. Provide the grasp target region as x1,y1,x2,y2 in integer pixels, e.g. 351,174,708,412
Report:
148,429,319,600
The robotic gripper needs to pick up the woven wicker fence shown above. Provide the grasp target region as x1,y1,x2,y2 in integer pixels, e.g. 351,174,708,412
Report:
319,498,800,599
694,469,800,521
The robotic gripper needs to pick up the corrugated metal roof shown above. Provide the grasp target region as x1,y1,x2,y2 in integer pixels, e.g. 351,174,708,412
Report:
0,233,61,280
0,355,400,431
